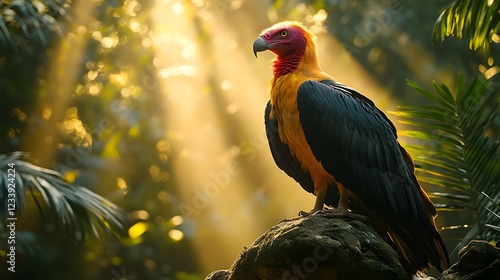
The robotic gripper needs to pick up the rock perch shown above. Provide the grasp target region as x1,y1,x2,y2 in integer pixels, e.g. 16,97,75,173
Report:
206,212,410,280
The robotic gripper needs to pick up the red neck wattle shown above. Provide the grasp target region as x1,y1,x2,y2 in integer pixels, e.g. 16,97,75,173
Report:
273,53,303,78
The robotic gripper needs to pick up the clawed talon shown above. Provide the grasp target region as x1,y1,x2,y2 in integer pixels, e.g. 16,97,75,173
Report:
298,209,319,217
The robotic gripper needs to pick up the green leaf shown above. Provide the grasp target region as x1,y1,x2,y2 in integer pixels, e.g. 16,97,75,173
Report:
428,192,471,202
433,81,456,105
407,80,455,110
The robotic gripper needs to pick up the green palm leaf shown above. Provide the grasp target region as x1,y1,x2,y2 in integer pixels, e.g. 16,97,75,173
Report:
0,152,125,241
0,0,71,50
392,73,500,255
433,0,500,53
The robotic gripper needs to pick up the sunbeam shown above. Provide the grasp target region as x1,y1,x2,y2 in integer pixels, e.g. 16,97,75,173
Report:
24,1,95,167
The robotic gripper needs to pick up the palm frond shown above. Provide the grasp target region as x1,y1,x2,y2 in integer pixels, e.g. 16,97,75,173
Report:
392,72,500,252
0,0,71,50
0,152,125,241
482,191,500,234
433,0,500,53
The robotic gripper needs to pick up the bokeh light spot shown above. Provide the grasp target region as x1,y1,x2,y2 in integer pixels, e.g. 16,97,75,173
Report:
226,104,238,114
168,229,184,241
171,3,184,14
117,178,128,190
170,215,184,226
221,80,231,90
128,222,148,239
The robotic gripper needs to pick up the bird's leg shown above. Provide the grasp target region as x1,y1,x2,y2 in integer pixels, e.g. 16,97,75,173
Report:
336,188,349,211
321,188,369,222
279,185,327,223
280,184,368,223
297,184,328,217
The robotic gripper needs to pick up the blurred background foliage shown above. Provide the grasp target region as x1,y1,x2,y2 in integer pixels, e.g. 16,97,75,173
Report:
0,0,498,279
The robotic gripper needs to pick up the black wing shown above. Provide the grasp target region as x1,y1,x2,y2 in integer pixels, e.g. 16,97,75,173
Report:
264,102,339,206
297,80,448,271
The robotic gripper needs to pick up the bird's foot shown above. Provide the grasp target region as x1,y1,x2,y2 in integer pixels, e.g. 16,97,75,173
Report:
297,209,321,218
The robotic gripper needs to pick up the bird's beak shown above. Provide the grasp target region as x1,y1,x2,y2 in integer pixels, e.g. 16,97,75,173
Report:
253,36,269,58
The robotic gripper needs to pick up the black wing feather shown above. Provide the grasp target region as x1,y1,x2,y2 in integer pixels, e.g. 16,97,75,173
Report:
297,80,425,221
297,80,448,271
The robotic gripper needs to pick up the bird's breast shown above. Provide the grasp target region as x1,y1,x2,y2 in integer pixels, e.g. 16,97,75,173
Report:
270,74,336,190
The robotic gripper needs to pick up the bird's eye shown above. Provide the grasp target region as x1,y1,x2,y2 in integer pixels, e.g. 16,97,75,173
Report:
280,30,288,37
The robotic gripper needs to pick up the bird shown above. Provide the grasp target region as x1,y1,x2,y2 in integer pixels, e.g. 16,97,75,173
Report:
252,20,449,273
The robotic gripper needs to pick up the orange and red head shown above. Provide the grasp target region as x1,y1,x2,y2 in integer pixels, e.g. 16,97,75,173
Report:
253,21,319,78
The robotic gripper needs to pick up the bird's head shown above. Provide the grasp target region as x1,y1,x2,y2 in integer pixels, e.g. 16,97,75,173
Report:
253,21,313,58
253,21,318,77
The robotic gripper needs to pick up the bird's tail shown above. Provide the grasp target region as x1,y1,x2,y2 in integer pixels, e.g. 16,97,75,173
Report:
349,195,449,273
386,218,450,273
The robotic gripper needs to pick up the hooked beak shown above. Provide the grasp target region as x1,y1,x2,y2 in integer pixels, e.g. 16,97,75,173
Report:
253,36,269,58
